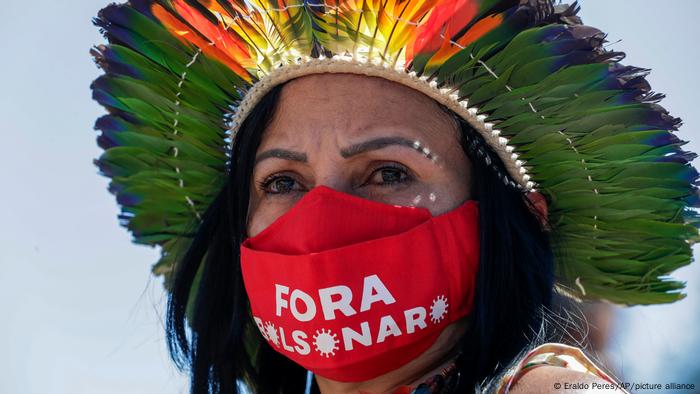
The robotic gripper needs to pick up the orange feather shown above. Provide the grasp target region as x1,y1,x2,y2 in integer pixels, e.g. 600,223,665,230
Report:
151,3,253,82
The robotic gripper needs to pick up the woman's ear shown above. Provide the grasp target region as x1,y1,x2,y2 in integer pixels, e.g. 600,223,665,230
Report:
526,191,550,231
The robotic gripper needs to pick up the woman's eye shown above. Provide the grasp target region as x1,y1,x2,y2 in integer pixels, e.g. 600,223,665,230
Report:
259,175,301,195
367,165,412,186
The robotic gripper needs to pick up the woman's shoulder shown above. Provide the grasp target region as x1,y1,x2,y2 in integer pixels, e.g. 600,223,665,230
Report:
494,343,626,394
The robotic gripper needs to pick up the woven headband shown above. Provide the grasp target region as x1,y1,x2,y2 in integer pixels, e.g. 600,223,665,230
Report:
229,55,533,190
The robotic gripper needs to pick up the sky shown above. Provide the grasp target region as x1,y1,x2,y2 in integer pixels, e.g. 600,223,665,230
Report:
1,1,699,393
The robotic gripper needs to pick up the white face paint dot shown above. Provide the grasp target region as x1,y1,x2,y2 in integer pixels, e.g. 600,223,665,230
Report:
429,192,436,202
412,195,422,205
313,328,340,357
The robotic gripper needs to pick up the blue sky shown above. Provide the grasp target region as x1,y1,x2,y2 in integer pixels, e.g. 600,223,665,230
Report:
1,1,698,393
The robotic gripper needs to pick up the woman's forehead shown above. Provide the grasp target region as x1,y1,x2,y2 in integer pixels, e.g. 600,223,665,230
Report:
262,73,461,147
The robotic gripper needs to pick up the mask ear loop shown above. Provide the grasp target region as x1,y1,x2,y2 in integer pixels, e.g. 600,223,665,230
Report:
305,370,314,394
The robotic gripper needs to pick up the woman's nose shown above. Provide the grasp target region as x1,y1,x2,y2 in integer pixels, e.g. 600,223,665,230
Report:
312,173,355,196
312,181,351,195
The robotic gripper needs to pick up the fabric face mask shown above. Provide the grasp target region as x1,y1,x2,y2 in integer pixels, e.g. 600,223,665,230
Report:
240,185,480,382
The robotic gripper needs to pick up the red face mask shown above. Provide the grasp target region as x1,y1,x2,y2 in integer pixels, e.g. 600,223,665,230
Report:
240,186,479,382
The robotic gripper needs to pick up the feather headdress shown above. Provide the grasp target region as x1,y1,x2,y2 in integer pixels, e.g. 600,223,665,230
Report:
91,0,700,305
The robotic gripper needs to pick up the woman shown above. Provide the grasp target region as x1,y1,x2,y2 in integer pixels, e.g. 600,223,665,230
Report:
90,0,699,393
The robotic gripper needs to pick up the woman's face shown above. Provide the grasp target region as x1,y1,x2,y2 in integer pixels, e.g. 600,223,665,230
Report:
247,73,472,237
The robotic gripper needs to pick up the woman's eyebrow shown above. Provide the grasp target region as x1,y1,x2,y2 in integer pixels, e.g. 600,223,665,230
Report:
340,136,437,161
255,149,307,165
254,136,438,166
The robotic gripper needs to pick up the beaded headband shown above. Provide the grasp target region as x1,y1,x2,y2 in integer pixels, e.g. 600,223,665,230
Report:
228,55,533,190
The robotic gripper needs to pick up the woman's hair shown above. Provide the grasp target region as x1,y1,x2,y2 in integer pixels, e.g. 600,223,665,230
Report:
166,83,555,393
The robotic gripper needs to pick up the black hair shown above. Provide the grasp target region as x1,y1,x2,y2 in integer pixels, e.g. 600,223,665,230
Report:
166,83,555,393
